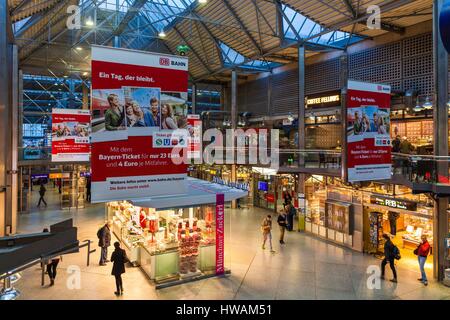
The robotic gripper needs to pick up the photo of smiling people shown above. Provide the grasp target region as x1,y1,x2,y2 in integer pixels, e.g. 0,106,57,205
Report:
347,105,390,137
160,92,189,131
122,87,161,128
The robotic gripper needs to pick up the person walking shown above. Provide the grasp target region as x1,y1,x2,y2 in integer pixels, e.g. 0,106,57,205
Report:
86,178,91,203
98,222,112,266
388,211,400,236
37,182,47,207
261,215,275,253
277,210,287,244
380,233,398,283
46,255,62,286
415,235,431,286
286,202,296,231
111,241,129,296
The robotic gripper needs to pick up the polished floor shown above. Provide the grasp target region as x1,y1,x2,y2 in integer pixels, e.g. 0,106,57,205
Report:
11,186,450,300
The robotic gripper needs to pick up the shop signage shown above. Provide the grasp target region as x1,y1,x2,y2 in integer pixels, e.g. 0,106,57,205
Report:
51,108,91,162
49,173,70,179
307,95,340,106
31,174,49,180
370,195,417,211
345,80,391,182
90,46,189,202
215,193,225,275
212,176,249,191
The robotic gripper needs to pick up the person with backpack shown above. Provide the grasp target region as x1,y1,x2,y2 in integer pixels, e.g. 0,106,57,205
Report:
277,210,287,245
415,235,431,286
98,222,112,266
111,241,130,296
380,233,399,283
261,215,275,253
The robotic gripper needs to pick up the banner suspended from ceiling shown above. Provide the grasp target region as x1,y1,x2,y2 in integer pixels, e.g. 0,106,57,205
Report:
51,108,91,162
346,80,391,182
90,46,189,202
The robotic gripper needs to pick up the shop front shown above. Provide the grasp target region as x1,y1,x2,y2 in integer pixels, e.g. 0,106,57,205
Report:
106,177,246,289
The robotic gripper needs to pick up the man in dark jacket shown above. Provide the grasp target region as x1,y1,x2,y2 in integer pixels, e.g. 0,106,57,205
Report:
277,210,287,244
111,241,129,295
285,202,296,231
98,222,112,266
388,211,400,236
381,233,398,283
37,182,47,207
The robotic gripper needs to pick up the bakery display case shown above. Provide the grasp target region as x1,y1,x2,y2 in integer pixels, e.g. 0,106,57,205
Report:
106,201,220,286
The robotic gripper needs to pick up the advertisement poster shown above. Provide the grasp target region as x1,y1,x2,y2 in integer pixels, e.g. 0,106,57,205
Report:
51,108,91,162
215,193,225,275
346,80,391,182
187,114,202,160
91,46,189,202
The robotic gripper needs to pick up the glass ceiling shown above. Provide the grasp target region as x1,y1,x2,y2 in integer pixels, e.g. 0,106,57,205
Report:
220,42,281,71
282,4,364,47
141,0,196,32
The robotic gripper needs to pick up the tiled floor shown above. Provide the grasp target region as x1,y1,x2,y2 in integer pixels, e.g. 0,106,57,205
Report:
11,187,450,300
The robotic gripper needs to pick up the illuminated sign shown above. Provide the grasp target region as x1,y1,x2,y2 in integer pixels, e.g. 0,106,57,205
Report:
307,95,340,106
370,195,417,211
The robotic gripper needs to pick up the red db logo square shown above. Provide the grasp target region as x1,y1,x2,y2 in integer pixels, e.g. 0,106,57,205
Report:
160,57,170,66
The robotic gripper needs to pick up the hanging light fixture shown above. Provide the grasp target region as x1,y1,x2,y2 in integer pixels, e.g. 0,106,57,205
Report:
158,30,166,38
287,112,294,122
199,0,207,3
85,17,94,26
413,97,423,112
423,96,433,110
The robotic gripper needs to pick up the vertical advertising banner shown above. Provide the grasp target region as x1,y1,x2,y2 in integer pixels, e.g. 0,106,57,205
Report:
215,193,225,275
91,46,189,202
346,80,391,182
187,114,202,160
51,108,91,162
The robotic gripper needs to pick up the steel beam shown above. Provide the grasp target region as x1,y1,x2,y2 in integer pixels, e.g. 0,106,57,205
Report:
432,0,449,282
340,52,349,183
191,83,197,115
298,45,305,153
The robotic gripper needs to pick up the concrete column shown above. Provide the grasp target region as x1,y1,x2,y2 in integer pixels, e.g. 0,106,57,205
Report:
231,70,238,209
298,45,305,152
340,52,349,183
432,0,449,281
191,83,197,114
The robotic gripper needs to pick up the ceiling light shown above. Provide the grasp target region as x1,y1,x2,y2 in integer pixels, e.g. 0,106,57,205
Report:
413,97,423,112
85,18,94,26
423,96,432,110
158,30,166,38
287,113,294,122
75,46,82,51
199,0,207,3
83,72,88,76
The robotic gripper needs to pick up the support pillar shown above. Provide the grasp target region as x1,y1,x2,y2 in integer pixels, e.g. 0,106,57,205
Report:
191,83,197,114
340,52,349,183
432,0,449,281
82,82,89,110
231,70,237,209
297,45,306,229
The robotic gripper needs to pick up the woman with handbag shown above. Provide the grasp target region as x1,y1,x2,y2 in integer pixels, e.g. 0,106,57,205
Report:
414,235,431,286
111,241,130,296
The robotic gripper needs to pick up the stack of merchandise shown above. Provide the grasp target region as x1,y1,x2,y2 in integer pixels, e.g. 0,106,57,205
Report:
179,219,202,274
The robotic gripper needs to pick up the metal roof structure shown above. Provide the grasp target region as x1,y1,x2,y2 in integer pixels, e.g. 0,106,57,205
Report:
7,0,433,83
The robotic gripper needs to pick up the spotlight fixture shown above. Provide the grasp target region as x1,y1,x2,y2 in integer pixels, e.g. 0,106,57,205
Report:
85,17,94,26
423,96,432,110
158,30,166,38
83,72,89,76
199,0,207,3
287,113,294,122
75,46,82,51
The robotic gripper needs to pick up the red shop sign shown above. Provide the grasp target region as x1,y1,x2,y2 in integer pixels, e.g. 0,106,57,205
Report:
215,194,225,275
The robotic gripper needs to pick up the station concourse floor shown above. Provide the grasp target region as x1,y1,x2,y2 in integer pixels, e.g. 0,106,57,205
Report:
13,187,450,300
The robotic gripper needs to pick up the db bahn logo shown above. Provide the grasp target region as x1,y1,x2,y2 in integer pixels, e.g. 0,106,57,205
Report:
159,57,170,66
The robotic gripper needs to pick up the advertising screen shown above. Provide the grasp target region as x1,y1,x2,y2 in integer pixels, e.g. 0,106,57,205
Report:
346,80,391,182
90,46,189,202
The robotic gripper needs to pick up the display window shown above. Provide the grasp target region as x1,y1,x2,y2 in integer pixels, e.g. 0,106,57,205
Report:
106,200,228,287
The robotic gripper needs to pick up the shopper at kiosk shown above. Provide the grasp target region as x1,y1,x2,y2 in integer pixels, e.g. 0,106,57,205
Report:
98,222,112,266
111,241,129,296
415,235,431,286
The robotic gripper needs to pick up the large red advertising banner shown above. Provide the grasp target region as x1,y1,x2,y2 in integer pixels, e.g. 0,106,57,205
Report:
215,193,225,275
346,80,391,182
51,108,91,162
90,46,189,202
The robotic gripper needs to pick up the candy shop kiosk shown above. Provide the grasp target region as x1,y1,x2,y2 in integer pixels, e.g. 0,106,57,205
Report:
106,177,247,288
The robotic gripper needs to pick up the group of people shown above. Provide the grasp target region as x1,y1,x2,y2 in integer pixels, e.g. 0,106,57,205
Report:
380,232,431,286
391,135,415,154
260,201,297,252
105,93,180,131
352,111,388,135
53,124,88,138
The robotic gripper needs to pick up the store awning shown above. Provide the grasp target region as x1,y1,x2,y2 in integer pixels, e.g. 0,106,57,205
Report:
130,177,247,210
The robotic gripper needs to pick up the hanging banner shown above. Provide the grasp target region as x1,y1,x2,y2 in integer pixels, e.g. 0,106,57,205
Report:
346,80,391,182
215,193,225,275
51,108,91,162
90,46,189,202
186,114,202,160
